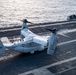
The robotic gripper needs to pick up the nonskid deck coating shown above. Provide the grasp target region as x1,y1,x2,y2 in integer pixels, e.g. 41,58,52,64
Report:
0,21,76,75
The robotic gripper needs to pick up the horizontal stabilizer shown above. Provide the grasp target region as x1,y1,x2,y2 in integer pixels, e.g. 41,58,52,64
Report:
0,40,6,55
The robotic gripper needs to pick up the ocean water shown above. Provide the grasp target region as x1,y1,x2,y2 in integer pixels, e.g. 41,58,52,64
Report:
0,0,76,27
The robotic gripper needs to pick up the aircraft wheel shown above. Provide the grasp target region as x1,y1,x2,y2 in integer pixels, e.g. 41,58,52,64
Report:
30,51,35,54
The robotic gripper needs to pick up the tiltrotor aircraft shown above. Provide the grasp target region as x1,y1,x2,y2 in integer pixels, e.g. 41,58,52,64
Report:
0,19,57,55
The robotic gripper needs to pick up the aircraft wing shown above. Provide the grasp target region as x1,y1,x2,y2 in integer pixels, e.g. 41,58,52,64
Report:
21,29,36,38
32,36,49,46
23,34,49,46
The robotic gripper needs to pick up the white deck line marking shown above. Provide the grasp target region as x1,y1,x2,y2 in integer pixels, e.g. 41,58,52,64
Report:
0,55,13,61
58,28,76,34
56,66,76,74
0,54,18,61
58,39,76,46
42,28,76,38
33,68,54,75
19,56,76,75
58,28,76,37
30,20,76,28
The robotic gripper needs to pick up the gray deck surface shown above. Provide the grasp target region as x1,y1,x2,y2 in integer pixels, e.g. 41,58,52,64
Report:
0,21,76,75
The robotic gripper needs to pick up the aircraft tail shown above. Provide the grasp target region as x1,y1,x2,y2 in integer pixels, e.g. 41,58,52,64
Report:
0,40,6,55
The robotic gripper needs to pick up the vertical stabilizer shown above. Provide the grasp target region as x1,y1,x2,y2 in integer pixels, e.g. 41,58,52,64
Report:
0,40,6,55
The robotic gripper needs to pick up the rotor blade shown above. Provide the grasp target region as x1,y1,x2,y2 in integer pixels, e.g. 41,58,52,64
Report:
19,19,35,24
27,21,35,24
46,28,58,34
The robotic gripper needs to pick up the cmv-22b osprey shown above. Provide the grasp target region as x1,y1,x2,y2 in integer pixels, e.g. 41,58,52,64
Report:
0,19,58,55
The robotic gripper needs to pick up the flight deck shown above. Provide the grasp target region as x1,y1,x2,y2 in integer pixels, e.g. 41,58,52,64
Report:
0,20,76,75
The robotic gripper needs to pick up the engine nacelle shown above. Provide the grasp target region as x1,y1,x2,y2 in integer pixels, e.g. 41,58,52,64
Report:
0,40,6,55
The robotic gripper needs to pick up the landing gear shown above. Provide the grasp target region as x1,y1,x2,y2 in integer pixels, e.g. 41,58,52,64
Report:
30,51,35,54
